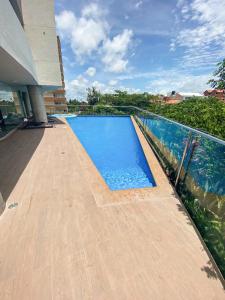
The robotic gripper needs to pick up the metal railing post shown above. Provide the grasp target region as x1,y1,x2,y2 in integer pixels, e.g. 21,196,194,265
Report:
175,131,192,187
145,116,149,131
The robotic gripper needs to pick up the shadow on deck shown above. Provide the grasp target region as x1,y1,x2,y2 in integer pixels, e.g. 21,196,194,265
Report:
0,128,45,208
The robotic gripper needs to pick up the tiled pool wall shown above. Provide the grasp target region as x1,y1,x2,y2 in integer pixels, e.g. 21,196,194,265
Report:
67,116,156,191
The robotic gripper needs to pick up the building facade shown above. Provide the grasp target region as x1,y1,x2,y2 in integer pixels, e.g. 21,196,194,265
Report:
0,0,62,122
164,91,204,104
44,37,68,114
204,89,225,101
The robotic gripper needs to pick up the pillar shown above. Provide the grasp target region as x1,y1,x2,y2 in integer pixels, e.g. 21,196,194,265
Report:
27,85,47,123
24,91,32,117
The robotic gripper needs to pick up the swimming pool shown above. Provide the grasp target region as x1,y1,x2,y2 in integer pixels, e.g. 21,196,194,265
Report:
49,114,77,118
67,116,156,190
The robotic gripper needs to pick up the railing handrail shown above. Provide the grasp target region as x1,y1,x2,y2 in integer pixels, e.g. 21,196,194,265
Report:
130,106,225,146
66,104,225,146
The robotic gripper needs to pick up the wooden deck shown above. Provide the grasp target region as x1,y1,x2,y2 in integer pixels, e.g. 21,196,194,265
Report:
0,119,224,299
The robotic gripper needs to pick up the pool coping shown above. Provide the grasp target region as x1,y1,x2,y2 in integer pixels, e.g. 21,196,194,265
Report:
63,116,175,207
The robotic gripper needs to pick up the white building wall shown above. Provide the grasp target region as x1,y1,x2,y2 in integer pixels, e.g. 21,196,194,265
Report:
0,0,37,83
9,0,24,25
21,0,62,87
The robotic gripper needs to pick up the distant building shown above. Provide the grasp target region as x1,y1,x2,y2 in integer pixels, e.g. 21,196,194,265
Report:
164,91,204,104
43,37,68,114
204,89,225,101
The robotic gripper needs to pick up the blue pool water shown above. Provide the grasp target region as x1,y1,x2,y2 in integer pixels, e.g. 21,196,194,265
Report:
50,114,77,118
67,116,156,190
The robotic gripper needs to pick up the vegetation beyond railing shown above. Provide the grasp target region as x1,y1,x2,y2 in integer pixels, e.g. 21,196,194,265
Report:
147,98,225,141
52,104,225,279
67,96,225,141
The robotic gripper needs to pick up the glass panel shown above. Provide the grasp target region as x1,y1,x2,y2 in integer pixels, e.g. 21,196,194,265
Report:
178,132,225,277
0,83,24,138
67,105,135,115
137,114,189,180
136,110,225,278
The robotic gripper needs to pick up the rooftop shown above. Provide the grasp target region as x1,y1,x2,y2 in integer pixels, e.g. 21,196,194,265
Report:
205,89,225,93
179,92,203,97
0,118,224,299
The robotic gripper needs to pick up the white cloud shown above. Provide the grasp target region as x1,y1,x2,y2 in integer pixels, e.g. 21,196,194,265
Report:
65,74,143,100
102,29,133,73
86,67,96,77
56,3,133,71
146,70,210,94
176,0,185,8
55,10,76,39
56,4,108,62
135,1,143,9
118,86,141,94
66,77,110,99
169,39,176,52
0,90,12,101
71,18,107,60
173,0,225,68
92,80,106,90
82,3,106,19
109,79,118,86
65,75,89,100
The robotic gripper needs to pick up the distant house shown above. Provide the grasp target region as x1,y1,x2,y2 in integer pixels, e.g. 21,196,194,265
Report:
163,91,204,104
204,89,225,102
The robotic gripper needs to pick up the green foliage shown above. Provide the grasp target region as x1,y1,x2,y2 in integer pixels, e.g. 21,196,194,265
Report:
148,97,225,140
0,100,15,106
86,89,162,108
71,89,225,140
0,100,16,115
80,88,225,140
87,87,100,105
208,58,225,89
68,99,81,105
178,183,225,278
67,99,88,113
93,104,125,115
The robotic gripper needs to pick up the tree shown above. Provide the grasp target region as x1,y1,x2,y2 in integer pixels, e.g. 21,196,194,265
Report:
208,58,225,89
68,99,80,105
86,87,100,105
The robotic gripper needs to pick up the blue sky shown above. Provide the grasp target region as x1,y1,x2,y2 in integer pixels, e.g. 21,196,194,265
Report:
55,0,225,99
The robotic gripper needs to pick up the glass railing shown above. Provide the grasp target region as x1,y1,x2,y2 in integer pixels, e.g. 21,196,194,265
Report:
0,104,23,138
50,104,225,278
134,107,225,280
66,104,132,115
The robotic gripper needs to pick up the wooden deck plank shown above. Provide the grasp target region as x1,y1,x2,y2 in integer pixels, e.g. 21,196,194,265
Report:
0,121,224,299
